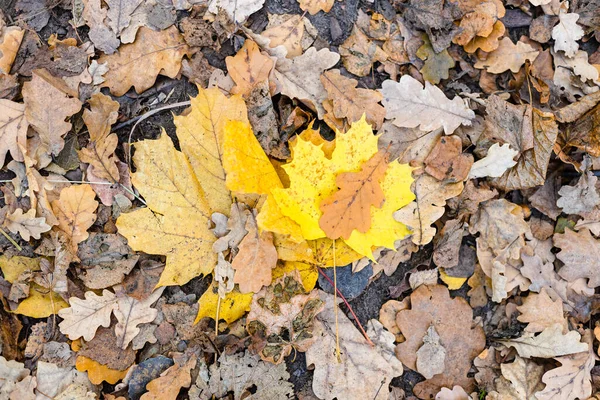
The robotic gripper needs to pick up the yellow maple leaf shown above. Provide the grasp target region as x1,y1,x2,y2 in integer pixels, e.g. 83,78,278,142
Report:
272,261,319,292
116,134,216,287
173,86,248,215
270,116,414,258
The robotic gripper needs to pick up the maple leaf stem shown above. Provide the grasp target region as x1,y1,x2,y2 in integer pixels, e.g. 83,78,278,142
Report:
316,266,374,347
0,226,22,251
333,240,341,362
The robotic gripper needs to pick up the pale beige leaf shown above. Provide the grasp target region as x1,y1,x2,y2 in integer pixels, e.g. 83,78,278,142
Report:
552,13,584,57
474,37,539,74
225,40,274,96
557,170,600,215
57,289,118,341
378,122,443,165
435,386,470,400
517,289,568,334
0,100,27,166
468,143,518,179
261,15,304,58
4,208,51,241
490,355,544,400
554,228,600,288
416,325,446,379
499,324,589,358
207,0,265,23
380,75,475,135
306,292,403,400
114,286,164,349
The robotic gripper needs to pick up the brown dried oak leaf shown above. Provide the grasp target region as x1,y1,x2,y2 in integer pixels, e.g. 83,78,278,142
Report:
99,26,191,96
319,150,388,240
51,184,98,254
225,40,273,97
554,228,600,288
424,135,473,182
395,284,485,399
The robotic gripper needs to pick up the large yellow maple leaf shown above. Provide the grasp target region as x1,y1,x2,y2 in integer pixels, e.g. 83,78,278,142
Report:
262,116,415,259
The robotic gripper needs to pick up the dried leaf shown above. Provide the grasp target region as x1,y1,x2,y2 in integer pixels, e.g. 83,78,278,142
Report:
4,208,51,240
75,356,128,385
306,292,404,400
320,69,385,130
468,143,518,179
319,151,388,240
554,228,600,288
113,287,163,349
231,213,278,293
339,26,388,77
0,27,24,74
141,356,196,400
298,0,334,14
552,13,584,57
226,40,274,97
416,39,455,84
474,37,539,73
499,324,588,358
261,15,304,58
380,75,475,135
99,26,190,96
378,122,443,165
557,170,600,215
208,0,265,23
395,285,485,398
58,289,118,341
51,184,98,253
424,135,473,182
416,325,446,379
517,288,568,334
0,100,27,166
490,355,544,399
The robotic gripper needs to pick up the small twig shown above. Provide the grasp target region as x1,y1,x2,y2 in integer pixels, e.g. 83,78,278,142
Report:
317,266,374,346
0,227,22,251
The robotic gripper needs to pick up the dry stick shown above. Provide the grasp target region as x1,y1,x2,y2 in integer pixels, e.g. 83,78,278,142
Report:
316,266,374,346
0,226,22,251
332,240,341,362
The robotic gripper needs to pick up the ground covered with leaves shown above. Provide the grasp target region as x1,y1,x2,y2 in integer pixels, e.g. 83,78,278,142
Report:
1,0,600,398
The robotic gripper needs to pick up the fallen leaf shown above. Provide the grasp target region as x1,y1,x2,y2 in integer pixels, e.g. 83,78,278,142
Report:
554,228,600,288
0,100,27,166
319,150,388,240
113,286,163,349
75,356,128,385
453,0,505,46
557,169,600,215
380,75,475,135
468,143,518,179
499,324,589,358
0,26,24,74
208,0,265,23
517,288,568,334
339,26,388,77
4,208,51,240
490,355,545,399
246,271,324,363
320,69,385,130
99,26,190,96
306,292,404,400
395,285,485,398
416,38,455,84
552,13,584,57
194,283,253,324
82,0,120,54
463,20,505,53
141,356,196,400
22,69,82,157
378,122,443,165
394,175,464,246
58,289,118,341
273,47,339,118
261,15,304,58
424,135,473,182
226,40,274,97
435,386,471,400
77,327,135,371
416,325,447,379
51,184,98,253
231,212,278,293
298,0,334,14
474,37,539,74
116,134,216,287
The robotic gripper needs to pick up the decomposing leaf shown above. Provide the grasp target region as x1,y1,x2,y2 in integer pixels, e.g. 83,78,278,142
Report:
306,292,403,400
320,69,385,130
99,26,190,96
339,26,388,77
380,75,475,135
554,228,600,288
557,170,600,215
378,123,443,165
394,175,464,246
552,13,584,57
468,143,517,179
231,212,278,293
246,271,324,363
416,325,446,379
226,40,274,97
261,15,304,58
273,47,339,118
474,37,539,74
51,184,99,253
207,0,265,23
490,355,545,399
395,285,485,398
499,324,589,358
424,135,473,182
416,38,455,84
319,150,388,240
22,69,83,157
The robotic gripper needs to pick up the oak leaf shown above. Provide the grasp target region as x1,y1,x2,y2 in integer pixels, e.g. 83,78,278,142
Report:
395,285,485,398
261,15,304,57
22,69,83,157
554,228,600,288
4,208,51,240
226,40,274,97
0,26,24,74
463,20,505,53
500,324,589,359
231,212,278,293
393,175,464,246
474,37,539,74
141,356,196,400
306,292,403,400
517,289,568,334
207,0,265,23
320,69,385,130
380,75,475,135
113,286,163,349
319,150,388,240
173,87,248,215
416,325,446,379
298,0,334,14
490,356,545,399
339,26,388,77
557,169,600,215
424,135,473,182
552,13,584,57
75,356,128,385
416,38,455,84
98,26,191,96
378,122,443,165
51,184,98,253
116,134,217,287
0,100,27,166
273,47,339,118
453,0,505,45
194,283,253,324
58,289,118,341
468,143,517,179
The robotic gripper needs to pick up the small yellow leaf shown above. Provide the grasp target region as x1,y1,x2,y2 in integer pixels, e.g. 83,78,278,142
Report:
272,261,318,291
194,283,253,324
274,235,362,267
223,120,282,195
0,255,40,283
75,356,128,385
257,194,305,243
173,86,248,215
439,269,467,290
14,284,68,318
